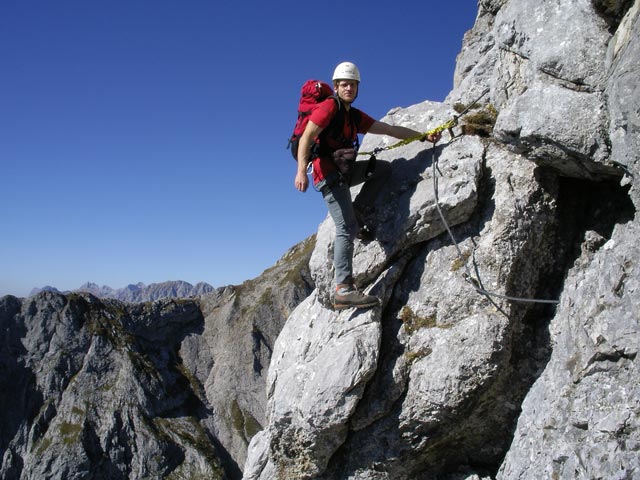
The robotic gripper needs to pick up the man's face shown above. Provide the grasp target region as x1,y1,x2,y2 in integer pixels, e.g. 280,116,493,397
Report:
335,80,359,104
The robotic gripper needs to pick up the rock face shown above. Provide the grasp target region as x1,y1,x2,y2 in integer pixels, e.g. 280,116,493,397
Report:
244,0,640,478
0,292,226,479
2,1,639,479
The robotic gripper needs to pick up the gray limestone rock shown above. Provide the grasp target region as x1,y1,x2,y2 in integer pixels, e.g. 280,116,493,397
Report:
245,0,640,479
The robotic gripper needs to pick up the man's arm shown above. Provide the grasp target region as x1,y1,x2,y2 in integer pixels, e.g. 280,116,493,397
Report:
368,120,440,143
295,120,324,192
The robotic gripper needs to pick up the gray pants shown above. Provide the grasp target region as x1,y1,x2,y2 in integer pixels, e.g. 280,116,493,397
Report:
320,159,391,286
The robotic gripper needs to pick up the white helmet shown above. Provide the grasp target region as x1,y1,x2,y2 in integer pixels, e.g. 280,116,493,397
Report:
332,61,361,82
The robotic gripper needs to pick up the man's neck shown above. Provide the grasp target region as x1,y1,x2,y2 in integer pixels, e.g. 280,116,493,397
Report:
339,97,352,111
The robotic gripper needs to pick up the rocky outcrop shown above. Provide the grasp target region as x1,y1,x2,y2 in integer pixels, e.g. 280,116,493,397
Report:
0,292,226,479
184,236,316,470
244,0,639,478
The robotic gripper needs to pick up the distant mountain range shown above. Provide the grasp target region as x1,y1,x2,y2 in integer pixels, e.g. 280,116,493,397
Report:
30,280,216,302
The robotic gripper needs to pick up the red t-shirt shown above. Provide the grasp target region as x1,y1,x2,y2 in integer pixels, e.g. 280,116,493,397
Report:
308,98,375,185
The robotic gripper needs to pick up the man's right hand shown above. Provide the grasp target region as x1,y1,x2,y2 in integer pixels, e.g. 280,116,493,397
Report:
295,170,309,192
424,131,442,143
296,120,324,192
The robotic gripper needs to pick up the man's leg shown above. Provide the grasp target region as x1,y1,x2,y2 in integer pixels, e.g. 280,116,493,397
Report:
322,180,357,285
323,180,380,310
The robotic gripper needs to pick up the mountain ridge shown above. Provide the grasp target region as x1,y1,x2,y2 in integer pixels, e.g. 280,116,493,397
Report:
29,279,216,302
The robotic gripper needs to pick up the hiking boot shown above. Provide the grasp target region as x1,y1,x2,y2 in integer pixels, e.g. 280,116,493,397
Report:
333,284,380,310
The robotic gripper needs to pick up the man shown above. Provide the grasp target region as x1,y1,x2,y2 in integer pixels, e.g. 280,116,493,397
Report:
294,61,440,310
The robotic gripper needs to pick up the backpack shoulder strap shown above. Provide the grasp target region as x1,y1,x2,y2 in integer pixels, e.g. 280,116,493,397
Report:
325,95,344,128
319,98,361,152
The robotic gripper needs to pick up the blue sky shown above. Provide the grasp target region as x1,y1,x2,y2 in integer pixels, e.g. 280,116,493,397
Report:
0,1,479,297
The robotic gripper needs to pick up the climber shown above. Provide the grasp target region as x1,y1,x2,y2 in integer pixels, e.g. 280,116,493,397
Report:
294,61,441,310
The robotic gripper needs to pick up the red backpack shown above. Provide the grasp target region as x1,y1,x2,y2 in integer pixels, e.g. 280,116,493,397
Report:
287,80,336,161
